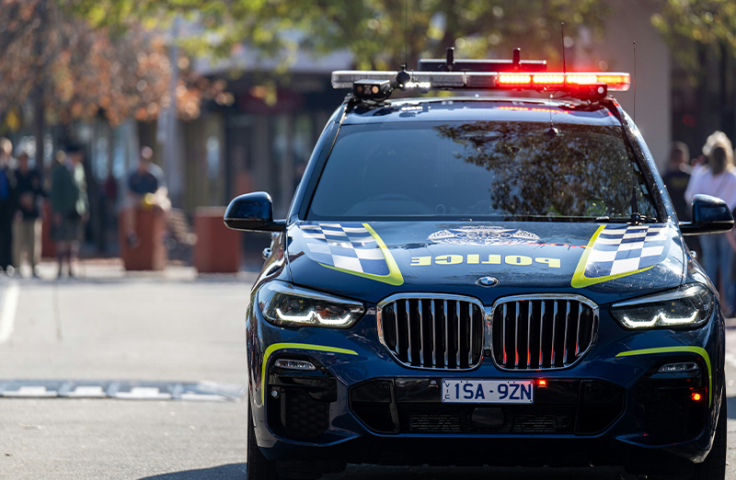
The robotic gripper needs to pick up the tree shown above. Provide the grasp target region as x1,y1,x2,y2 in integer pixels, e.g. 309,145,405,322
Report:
69,0,612,71
650,1,736,141
651,0,736,72
0,0,224,160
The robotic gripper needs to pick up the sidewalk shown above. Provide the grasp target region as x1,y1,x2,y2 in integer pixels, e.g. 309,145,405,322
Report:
0,259,258,384
11,257,263,282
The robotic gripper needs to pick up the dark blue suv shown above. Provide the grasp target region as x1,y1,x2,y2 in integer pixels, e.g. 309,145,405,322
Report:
226,54,733,480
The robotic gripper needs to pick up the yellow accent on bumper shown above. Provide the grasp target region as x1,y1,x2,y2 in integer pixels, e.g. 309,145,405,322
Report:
616,346,712,406
260,343,358,404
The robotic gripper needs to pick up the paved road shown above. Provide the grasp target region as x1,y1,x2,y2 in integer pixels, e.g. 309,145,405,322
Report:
0,262,735,479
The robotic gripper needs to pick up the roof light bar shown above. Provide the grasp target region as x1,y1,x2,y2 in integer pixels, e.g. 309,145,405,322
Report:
332,71,630,93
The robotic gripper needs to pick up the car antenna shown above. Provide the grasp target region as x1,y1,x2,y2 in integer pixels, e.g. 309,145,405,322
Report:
395,0,412,89
561,22,567,75
632,41,637,123
630,186,643,225
404,0,409,68
546,24,565,137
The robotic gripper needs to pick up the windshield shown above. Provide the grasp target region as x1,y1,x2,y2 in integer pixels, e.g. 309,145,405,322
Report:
307,121,658,221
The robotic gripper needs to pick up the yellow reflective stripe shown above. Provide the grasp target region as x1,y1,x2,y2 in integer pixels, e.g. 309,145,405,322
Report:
321,223,404,286
260,343,358,404
571,226,655,288
616,347,712,406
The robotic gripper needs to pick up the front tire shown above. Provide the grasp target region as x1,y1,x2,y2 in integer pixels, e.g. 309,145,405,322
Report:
247,400,280,480
689,391,727,480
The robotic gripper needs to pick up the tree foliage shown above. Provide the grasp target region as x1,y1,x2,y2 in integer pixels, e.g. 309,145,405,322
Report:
651,0,736,74
68,0,611,71
0,0,222,130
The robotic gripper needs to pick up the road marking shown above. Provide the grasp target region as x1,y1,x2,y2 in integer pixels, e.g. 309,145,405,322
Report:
67,386,106,398
0,380,245,402
3,386,57,398
0,281,19,344
114,387,172,400
180,392,228,402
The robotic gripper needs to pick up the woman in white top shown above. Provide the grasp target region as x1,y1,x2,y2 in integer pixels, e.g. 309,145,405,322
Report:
685,137,736,314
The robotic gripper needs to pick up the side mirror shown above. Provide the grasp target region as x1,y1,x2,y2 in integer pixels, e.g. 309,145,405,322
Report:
680,194,734,236
224,192,286,232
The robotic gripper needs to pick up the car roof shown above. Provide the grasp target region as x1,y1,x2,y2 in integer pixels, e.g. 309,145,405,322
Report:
342,97,621,127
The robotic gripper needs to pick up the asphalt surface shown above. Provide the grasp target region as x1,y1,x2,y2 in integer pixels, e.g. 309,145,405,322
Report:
0,261,735,479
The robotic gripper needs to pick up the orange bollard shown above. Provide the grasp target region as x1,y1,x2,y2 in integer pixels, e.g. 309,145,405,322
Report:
41,200,56,259
119,207,167,271
193,207,242,273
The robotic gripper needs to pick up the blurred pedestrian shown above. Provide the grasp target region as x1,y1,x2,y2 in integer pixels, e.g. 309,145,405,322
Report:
0,138,18,275
663,142,692,219
663,142,700,257
685,134,736,314
123,146,170,248
50,146,89,278
100,173,119,247
13,151,45,277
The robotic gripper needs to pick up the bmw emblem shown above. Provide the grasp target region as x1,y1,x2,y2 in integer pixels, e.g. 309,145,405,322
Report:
477,276,499,287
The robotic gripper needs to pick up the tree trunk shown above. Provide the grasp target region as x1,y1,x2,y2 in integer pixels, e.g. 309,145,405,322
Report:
33,88,44,167
719,42,735,142
33,0,48,167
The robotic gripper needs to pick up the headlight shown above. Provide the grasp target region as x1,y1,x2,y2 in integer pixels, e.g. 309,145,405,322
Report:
610,284,715,330
257,281,365,328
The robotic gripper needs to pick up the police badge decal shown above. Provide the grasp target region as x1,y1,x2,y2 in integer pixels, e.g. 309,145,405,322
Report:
429,226,540,246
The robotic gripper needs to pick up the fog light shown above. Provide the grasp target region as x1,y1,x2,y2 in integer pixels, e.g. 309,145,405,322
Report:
274,359,316,371
658,362,699,373
691,392,703,402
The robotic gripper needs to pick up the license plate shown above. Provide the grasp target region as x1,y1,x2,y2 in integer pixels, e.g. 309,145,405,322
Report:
442,379,534,404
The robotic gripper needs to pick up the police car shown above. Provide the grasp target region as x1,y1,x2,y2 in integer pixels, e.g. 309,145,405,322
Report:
225,50,733,479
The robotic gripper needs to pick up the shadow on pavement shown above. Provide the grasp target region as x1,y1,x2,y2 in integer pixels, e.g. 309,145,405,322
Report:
139,464,630,480
324,465,630,480
139,464,246,479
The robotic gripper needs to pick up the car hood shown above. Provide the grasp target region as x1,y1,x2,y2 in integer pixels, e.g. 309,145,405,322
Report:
286,221,687,306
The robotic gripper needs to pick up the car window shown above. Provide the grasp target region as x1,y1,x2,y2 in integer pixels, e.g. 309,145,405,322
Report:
307,121,658,221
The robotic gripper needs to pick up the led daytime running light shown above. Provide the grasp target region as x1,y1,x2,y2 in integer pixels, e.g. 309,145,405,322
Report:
274,308,355,326
258,281,365,329
610,284,714,330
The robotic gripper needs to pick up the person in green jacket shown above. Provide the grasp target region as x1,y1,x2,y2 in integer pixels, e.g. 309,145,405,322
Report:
50,145,88,278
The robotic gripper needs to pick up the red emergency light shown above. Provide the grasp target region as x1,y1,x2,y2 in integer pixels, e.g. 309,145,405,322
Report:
497,72,630,91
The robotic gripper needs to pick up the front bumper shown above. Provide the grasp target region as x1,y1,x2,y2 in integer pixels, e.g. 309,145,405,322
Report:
246,304,725,469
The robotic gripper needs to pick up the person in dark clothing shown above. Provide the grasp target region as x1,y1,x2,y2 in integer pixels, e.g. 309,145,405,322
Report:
663,141,700,258
663,142,691,219
0,138,18,275
51,146,89,278
13,152,45,277
123,146,170,248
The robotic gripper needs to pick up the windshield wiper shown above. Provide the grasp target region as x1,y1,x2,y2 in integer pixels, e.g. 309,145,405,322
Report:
594,216,656,223
593,190,658,224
